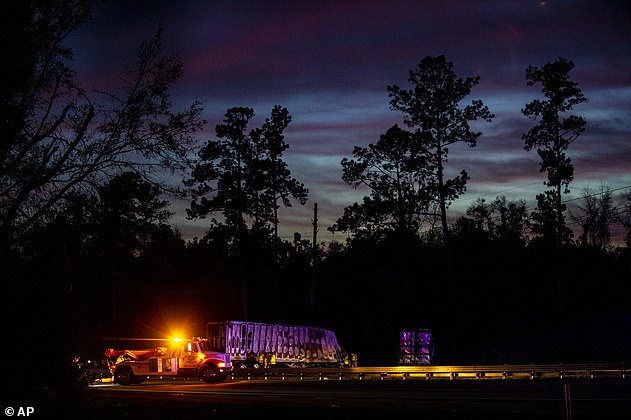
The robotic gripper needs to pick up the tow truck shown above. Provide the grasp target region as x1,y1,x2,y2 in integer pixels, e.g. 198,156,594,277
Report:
105,337,231,385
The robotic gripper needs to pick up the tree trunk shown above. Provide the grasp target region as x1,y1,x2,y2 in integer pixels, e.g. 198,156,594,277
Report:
437,146,457,360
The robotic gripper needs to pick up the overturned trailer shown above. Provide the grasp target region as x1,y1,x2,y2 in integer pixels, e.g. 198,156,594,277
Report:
206,320,350,368
399,328,433,365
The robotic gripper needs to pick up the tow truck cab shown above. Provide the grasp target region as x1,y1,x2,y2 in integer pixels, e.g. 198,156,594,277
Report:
109,338,231,385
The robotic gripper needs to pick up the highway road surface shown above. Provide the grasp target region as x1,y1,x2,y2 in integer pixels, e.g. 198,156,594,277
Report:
38,377,631,419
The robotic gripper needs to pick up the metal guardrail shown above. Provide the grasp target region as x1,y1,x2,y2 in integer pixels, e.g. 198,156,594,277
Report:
229,363,627,381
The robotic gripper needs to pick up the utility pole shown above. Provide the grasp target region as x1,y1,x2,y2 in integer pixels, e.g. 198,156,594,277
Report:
310,203,318,307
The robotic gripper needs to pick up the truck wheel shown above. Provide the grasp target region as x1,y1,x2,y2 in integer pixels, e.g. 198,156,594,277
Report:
200,364,221,383
114,367,134,386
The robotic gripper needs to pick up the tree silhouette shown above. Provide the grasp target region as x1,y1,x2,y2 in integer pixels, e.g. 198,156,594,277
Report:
465,196,529,246
187,107,254,231
186,106,307,319
97,171,173,257
251,105,308,240
187,106,307,236
0,5,204,250
387,56,494,355
330,124,432,240
616,189,631,247
388,56,494,245
570,185,615,250
522,57,588,245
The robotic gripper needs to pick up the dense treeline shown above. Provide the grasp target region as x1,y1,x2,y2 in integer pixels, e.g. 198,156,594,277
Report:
2,1,630,400
4,203,630,370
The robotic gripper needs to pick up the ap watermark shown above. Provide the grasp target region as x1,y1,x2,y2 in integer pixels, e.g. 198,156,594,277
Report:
4,407,34,417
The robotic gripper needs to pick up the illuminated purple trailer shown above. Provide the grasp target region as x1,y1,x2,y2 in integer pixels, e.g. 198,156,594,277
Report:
206,320,348,368
399,328,433,365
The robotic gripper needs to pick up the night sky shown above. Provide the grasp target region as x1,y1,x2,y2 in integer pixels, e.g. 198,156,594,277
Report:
67,0,631,243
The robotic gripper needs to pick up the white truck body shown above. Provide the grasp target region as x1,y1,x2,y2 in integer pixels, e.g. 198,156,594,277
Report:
206,320,347,368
